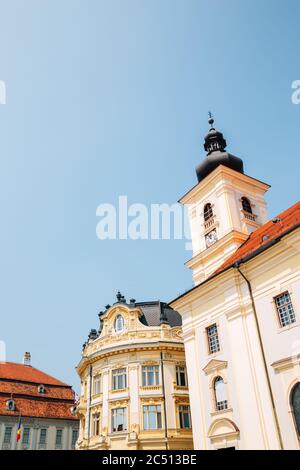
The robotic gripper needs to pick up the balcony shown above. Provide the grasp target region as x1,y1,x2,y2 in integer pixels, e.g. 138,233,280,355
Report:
241,210,257,223
204,215,216,231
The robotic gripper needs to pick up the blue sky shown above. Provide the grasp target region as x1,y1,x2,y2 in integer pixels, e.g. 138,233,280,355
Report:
0,0,299,389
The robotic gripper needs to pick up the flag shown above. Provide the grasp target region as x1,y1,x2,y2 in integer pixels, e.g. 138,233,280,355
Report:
16,416,22,442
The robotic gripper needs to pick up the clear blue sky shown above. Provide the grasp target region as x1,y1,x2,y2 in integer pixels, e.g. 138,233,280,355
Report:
0,0,299,389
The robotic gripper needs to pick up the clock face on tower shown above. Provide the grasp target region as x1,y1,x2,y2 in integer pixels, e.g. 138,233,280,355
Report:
205,228,218,248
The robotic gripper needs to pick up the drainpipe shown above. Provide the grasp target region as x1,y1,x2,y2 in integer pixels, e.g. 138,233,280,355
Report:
235,263,284,450
87,364,93,446
160,352,168,450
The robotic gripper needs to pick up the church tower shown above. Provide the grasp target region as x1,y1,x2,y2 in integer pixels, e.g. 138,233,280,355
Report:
181,115,270,285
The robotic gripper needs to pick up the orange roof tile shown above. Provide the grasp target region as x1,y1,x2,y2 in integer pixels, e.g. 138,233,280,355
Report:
0,362,68,386
0,396,77,420
214,201,300,275
0,381,74,400
0,362,78,421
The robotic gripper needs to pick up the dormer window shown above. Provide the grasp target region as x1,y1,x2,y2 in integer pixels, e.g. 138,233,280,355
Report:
204,203,213,222
38,384,45,394
6,399,15,411
241,197,252,214
114,315,124,333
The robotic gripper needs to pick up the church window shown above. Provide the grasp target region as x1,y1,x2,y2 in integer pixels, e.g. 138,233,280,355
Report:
274,292,296,327
214,376,228,411
291,383,300,436
207,324,220,354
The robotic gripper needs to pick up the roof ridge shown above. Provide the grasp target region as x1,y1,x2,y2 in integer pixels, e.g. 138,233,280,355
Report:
0,362,70,387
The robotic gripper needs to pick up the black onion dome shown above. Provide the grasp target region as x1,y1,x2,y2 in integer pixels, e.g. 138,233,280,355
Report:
196,116,244,183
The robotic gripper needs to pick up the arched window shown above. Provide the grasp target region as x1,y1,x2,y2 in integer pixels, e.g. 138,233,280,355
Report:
114,314,124,333
241,197,252,214
204,203,213,222
291,383,300,436
214,376,228,411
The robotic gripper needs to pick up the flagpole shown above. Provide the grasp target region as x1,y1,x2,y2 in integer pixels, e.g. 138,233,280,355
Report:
15,413,21,451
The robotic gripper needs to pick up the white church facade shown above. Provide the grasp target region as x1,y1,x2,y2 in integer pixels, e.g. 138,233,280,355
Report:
170,117,300,450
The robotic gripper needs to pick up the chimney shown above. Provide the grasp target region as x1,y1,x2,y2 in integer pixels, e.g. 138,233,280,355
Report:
23,352,31,366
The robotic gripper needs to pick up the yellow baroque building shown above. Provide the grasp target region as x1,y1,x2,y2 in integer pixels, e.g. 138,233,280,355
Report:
76,295,193,450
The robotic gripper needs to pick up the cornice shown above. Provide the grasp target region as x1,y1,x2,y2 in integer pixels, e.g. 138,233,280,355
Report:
77,341,185,375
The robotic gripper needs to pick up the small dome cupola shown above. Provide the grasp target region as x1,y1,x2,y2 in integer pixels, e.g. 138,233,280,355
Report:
204,115,227,154
196,114,244,183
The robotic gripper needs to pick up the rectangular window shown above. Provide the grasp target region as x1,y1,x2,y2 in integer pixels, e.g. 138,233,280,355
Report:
92,413,100,436
39,428,47,448
143,405,162,430
93,374,101,395
275,292,296,327
179,405,191,429
3,426,12,445
71,429,78,448
22,427,30,445
176,366,187,387
142,365,160,387
207,324,220,354
112,368,127,390
55,429,63,448
111,408,127,432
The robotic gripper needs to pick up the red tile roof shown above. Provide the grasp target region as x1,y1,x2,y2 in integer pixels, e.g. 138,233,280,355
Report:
0,381,74,400
214,201,300,275
0,362,78,421
0,362,68,386
0,396,77,420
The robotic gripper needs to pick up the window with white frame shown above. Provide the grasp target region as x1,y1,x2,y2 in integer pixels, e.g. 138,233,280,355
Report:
179,405,191,429
55,429,63,449
114,315,124,332
214,376,228,411
3,426,12,446
142,365,160,387
93,374,101,395
112,368,127,390
111,407,127,432
92,413,100,436
22,427,30,445
143,405,162,430
39,428,47,448
274,292,296,327
176,365,187,387
207,324,220,354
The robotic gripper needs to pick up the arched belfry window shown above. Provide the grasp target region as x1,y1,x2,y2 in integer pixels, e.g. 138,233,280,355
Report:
214,376,228,411
241,197,252,214
204,203,213,222
291,383,300,436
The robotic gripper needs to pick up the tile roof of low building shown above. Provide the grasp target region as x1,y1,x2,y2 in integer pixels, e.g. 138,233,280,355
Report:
0,396,77,420
0,362,78,421
0,362,69,387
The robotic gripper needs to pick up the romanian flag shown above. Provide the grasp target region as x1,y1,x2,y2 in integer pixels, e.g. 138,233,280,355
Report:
16,416,22,442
